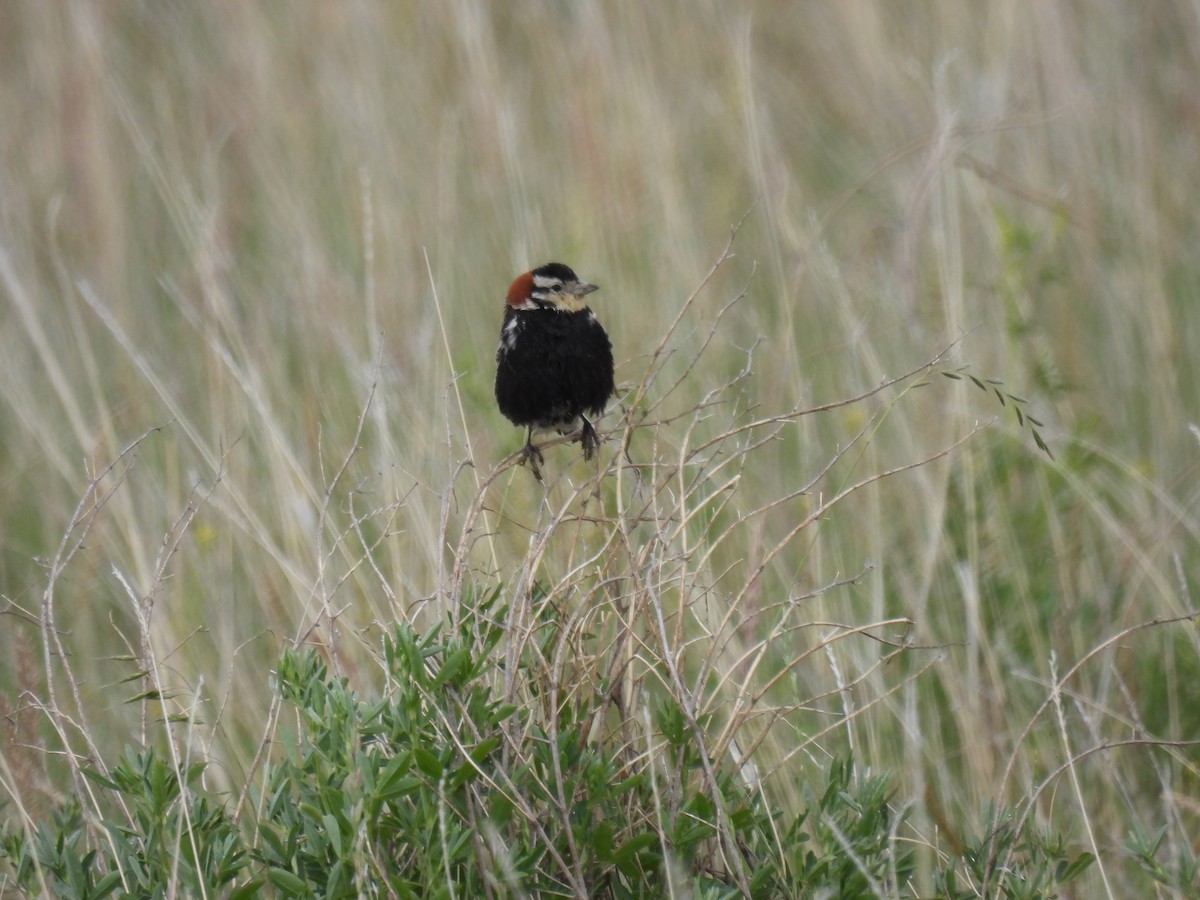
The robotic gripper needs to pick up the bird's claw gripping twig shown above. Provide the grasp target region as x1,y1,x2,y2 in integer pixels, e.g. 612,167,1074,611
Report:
519,431,546,482
517,421,602,482
580,417,600,461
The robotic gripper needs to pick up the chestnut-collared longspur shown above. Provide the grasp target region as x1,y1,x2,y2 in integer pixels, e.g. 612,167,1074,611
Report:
494,262,615,481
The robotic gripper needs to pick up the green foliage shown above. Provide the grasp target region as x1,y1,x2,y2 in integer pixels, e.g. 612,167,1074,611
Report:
1125,822,1199,894
932,804,1095,899
771,756,913,896
0,748,249,899
0,588,1105,897
249,613,928,897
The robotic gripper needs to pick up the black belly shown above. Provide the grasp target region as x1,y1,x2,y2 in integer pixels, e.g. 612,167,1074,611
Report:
495,308,615,429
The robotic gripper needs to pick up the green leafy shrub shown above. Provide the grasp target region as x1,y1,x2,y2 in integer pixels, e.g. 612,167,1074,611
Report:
0,586,1102,897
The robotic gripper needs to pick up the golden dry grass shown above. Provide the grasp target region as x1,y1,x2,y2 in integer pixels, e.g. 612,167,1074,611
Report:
1,2,1198,894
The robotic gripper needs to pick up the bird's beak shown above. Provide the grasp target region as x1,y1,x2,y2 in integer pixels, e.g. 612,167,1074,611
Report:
571,281,599,296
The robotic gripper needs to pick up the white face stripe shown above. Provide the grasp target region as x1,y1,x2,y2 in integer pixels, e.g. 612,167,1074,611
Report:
532,274,564,290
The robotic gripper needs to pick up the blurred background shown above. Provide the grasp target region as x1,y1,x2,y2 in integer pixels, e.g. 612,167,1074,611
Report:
1,1,1197,891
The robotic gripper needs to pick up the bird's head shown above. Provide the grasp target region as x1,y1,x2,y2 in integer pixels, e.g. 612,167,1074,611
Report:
506,262,599,313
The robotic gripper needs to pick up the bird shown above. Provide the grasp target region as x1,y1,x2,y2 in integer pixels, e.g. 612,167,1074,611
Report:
494,262,615,481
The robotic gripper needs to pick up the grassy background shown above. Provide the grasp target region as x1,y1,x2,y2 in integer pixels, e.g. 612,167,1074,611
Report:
1,1,1198,894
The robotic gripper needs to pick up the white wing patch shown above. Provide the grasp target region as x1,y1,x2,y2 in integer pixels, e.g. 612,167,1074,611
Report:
502,316,522,350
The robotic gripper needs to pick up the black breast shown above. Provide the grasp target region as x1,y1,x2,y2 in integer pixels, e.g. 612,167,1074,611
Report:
495,307,615,429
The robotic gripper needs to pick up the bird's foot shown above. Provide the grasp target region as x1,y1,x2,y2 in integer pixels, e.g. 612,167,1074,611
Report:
519,440,545,482
579,418,601,461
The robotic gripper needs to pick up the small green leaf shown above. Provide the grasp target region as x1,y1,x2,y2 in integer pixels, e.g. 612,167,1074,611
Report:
614,832,659,865
375,752,415,800
1059,851,1095,882
267,867,309,895
470,735,502,764
592,820,615,861
612,774,646,794
229,879,267,900
491,703,518,722
434,648,472,688
414,747,444,778
322,813,342,855
93,871,123,897
82,769,120,791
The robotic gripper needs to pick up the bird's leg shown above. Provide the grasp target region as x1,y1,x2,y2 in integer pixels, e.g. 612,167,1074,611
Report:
579,416,600,461
519,426,545,482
